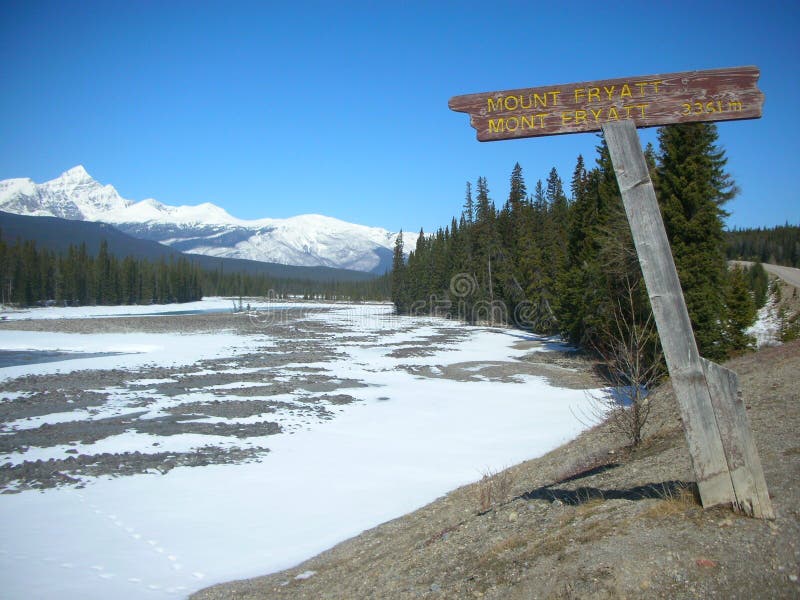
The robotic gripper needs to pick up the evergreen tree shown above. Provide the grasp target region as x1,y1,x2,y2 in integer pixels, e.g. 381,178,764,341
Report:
96,240,116,304
656,122,737,360
532,179,546,215
543,166,569,275
569,154,588,205
725,265,757,354
473,177,502,321
508,162,527,211
497,164,531,325
556,140,618,347
0,236,9,304
744,262,770,309
462,181,474,225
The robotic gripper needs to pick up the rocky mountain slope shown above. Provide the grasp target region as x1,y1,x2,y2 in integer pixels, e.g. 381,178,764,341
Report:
0,166,414,274
0,210,378,282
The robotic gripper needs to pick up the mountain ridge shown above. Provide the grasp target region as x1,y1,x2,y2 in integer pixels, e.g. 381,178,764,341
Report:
0,166,416,274
0,211,377,282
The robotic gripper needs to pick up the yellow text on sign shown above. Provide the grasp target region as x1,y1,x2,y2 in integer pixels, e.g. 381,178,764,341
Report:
561,104,650,125
487,91,562,113
572,80,663,103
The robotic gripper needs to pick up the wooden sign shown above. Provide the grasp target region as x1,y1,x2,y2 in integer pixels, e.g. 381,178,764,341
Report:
449,66,763,141
447,65,774,518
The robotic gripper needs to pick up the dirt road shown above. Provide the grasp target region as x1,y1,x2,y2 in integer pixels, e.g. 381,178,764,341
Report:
731,260,800,288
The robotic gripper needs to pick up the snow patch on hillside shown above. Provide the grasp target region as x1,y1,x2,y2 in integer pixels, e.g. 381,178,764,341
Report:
747,295,782,348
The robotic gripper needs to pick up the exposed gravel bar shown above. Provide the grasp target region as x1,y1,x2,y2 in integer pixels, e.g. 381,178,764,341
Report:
1,308,594,497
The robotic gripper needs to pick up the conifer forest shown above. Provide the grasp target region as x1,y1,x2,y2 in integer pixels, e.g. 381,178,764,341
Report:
0,237,391,307
392,123,795,363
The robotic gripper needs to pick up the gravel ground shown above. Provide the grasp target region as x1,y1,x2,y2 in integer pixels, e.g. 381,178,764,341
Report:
193,341,800,600
0,309,370,493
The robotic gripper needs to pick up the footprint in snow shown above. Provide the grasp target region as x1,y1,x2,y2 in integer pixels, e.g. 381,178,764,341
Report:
69,497,198,591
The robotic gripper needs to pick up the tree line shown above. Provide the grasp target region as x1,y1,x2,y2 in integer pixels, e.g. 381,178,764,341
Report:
0,237,204,306
203,267,390,302
392,122,765,363
0,236,390,307
725,223,800,268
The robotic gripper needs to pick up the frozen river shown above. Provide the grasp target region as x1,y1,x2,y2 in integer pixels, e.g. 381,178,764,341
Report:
0,299,601,599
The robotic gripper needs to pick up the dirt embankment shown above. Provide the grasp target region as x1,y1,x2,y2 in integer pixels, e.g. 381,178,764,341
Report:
194,341,800,600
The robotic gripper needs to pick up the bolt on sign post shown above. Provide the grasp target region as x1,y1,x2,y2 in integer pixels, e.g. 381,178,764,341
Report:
450,66,774,519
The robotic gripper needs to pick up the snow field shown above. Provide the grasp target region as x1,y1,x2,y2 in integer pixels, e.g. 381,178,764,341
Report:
0,302,601,599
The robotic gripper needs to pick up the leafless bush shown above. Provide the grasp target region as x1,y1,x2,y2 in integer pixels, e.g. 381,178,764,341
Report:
476,467,515,513
578,276,664,447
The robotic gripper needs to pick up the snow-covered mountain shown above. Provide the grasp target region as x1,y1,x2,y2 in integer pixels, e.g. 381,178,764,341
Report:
0,166,416,273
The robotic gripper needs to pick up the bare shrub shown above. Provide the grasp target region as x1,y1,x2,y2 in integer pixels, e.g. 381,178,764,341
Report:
578,275,664,447
475,467,515,513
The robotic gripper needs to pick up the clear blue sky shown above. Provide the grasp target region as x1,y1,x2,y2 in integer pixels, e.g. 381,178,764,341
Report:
2,0,798,235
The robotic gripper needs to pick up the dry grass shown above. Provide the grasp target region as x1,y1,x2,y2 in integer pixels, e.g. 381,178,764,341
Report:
641,482,701,519
475,466,515,513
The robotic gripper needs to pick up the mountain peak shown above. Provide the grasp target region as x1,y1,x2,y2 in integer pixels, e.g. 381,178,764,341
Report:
0,167,408,273
61,165,92,181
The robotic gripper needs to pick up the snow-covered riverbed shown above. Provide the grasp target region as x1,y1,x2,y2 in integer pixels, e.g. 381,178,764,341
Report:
0,300,601,599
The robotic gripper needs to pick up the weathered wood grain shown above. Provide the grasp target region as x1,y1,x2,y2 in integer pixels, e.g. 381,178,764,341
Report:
601,120,737,509
701,358,775,518
450,66,763,141
603,120,774,518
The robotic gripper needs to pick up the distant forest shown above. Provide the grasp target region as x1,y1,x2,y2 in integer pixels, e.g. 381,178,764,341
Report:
725,224,800,267
392,122,792,363
0,235,390,307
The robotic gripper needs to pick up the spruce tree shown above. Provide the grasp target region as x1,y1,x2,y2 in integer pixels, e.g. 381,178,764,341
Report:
391,230,407,313
725,265,757,354
569,154,587,205
462,181,474,225
745,262,770,309
656,122,737,360
543,167,569,274
508,163,527,211
473,177,500,314
498,164,532,325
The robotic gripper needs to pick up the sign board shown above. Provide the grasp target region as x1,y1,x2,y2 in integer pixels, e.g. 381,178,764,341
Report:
449,66,763,141
448,65,774,518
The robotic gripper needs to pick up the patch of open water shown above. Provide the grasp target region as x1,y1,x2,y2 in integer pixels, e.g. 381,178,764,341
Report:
0,350,131,368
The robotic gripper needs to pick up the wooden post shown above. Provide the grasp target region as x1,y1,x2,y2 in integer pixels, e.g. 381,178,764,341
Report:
700,358,774,518
602,120,774,518
449,66,772,518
